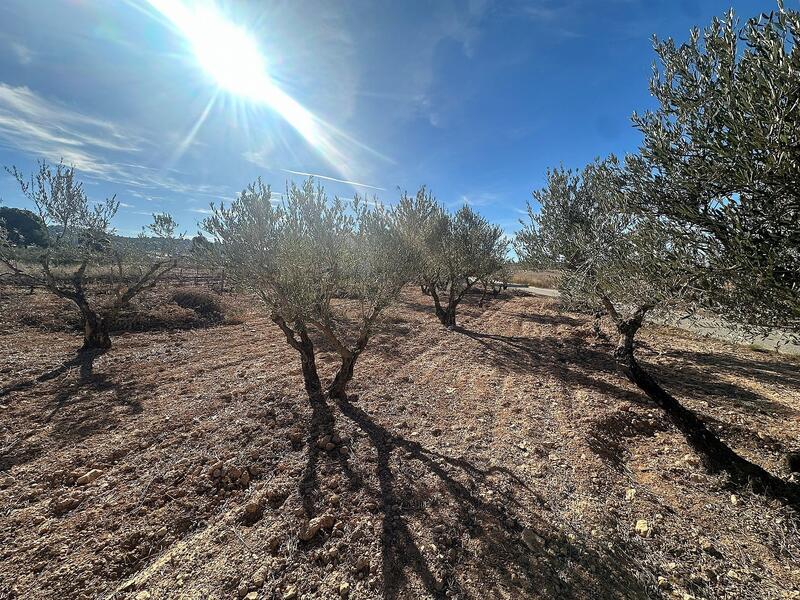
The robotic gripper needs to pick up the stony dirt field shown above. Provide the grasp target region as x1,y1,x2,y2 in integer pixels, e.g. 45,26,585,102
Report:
0,285,799,600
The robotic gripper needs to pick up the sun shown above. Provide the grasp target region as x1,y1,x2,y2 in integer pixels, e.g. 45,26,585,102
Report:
147,0,269,99
145,0,387,183
189,10,268,100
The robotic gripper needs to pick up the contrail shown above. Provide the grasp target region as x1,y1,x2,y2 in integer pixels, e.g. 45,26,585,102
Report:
281,169,385,191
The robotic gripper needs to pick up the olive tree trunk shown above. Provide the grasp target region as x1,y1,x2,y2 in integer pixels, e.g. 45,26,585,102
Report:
328,352,357,400
608,303,797,502
327,326,372,400
430,285,459,327
272,316,322,397
80,305,111,350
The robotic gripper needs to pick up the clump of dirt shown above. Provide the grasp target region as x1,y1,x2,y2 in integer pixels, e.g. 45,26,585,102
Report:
0,284,798,599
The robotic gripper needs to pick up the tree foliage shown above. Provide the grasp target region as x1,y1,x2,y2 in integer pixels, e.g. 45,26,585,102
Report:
516,155,795,499
203,178,414,398
627,2,800,333
396,188,508,327
515,157,691,320
0,161,179,350
0,206,48,247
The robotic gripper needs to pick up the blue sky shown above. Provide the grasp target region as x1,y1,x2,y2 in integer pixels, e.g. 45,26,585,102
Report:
0,0,777,237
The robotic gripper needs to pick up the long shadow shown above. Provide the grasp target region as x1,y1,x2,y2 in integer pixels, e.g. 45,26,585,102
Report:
330,394,650,599
298,392,361,517
0,350,141,471
508,311,583,327
457,327,646,405
658,347,800,389
1,349,106,400
454,324,800,507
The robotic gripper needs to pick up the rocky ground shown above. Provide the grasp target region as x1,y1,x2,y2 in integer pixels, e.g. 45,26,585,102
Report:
0,285,799,599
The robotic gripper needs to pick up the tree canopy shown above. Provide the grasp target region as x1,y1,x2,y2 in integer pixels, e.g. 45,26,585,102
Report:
0,206,48,247
626,3,800,333
203,178,415,398
396,188,508,327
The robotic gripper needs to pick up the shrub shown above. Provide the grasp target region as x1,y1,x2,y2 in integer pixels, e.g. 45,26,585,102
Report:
170,289,226,322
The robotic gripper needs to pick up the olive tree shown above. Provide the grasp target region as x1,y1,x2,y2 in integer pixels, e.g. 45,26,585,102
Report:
202,178,414,399
0,161,179,350
396,188,508,327
627,2,800,335
516,157,690,352
517,157,797,498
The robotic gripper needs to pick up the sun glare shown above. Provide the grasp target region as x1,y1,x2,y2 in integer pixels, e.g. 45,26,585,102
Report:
189,10,268,100
146,0,362,176
147,0,268,99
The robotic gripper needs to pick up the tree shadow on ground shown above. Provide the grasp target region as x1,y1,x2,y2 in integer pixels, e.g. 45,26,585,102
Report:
1,348,109,400
655,347,800,390
506,310,583,328
456,322,794,422
453,324,800,508
456,326,645,404
0,349,142,471
586,411,670,472
295,391,653,599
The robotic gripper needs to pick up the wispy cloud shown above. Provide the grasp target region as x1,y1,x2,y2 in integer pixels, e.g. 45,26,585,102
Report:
0,84,231,201
188,207,213,214
9,41,34,65
281,169,385,191
0,84,142,155
453,191,500,208
0,34,35,65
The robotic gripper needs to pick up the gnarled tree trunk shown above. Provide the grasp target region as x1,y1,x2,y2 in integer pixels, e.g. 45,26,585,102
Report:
272,315,321,397
608,302,797,502
79,304,111,351
430,285,458,327
297,328,321,397
327,325,372,400
436,301,457,327
328,351,357,400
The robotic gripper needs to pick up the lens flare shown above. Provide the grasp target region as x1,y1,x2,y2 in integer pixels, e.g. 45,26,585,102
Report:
145,0,388,181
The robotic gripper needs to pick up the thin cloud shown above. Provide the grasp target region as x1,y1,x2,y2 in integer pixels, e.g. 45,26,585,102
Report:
453,191,499,207
0,84,231,201
0,34,35,65
281,169,385,191
0,84,142,153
